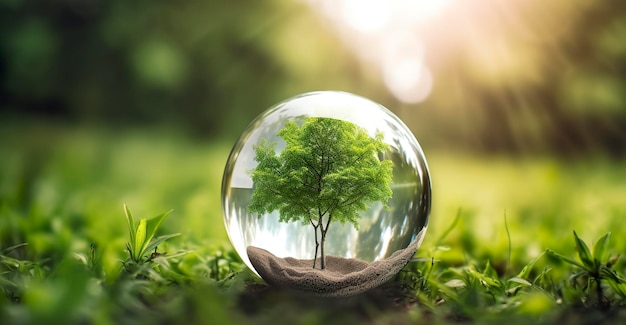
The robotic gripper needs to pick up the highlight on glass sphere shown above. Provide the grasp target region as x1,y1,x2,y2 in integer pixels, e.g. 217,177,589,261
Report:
221,91,431,297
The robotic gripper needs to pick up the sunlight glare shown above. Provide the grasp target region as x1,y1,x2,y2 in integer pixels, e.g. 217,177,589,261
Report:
390,0,454,25
308,0,456,104
341,0,390,33
381,31,431,103
383,59,433,104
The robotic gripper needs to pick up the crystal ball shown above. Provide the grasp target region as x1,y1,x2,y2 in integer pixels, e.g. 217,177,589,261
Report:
221,91,431,295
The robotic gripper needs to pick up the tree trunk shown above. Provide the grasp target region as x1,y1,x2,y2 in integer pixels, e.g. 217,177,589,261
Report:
312,225,319,269
318,214,332,270
320,229,326,269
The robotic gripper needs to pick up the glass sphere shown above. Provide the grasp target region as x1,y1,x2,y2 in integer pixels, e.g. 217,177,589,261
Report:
221,91,431,287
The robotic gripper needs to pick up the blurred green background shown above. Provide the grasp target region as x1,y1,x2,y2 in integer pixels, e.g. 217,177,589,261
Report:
2,0,625,153
1,0,626,270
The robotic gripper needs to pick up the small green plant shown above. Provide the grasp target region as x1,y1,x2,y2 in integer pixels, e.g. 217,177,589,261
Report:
0,243,46,302
547,231,626,307
123,204,180,265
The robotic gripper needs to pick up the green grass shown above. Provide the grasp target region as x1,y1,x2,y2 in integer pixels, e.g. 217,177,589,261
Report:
1,123,626,324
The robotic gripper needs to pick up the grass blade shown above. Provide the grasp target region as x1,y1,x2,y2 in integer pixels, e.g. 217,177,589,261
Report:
435,208,461,246
504,211,511,272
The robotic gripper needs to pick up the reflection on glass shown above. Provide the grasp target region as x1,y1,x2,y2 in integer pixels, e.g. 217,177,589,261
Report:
222,91,431,275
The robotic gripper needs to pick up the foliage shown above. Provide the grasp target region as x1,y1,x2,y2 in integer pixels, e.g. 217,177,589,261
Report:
547,231,626,308
398,227,626,324
123,204,179,264
248,117,393,269
0,205,246,325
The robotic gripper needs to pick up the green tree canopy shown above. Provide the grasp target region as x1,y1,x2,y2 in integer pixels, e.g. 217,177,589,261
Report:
248,117,393,269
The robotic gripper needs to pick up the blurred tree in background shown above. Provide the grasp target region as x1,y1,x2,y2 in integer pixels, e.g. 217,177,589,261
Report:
1,0,625,156
416,1,626,156
0,0,360,137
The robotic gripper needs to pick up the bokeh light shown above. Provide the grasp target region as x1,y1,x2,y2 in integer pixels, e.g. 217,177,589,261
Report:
307,0,455,104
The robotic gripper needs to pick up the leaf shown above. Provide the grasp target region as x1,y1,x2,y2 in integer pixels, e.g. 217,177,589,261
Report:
606,279,626,298
545,249,585,269
516,251,545,280
600,265,626,283
143,233,181,256
125,208,175,262
0,275,17,288
592,232,611,265
573,231,594,270
431,279,463,304
444,279,465,288
124,204,136,250
506,277,532,296
2,242,28,254
161,250,189,260
134,218,147,261
483,260,498,279
73,253,88,265
607,254,620,267
508,277,532,286
468,269,501,288
602,266,626,298
144,209,173,251
0,256,21,269
533,267,553,285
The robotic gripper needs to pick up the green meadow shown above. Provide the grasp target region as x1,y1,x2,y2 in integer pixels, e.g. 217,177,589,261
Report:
2,123,625,324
